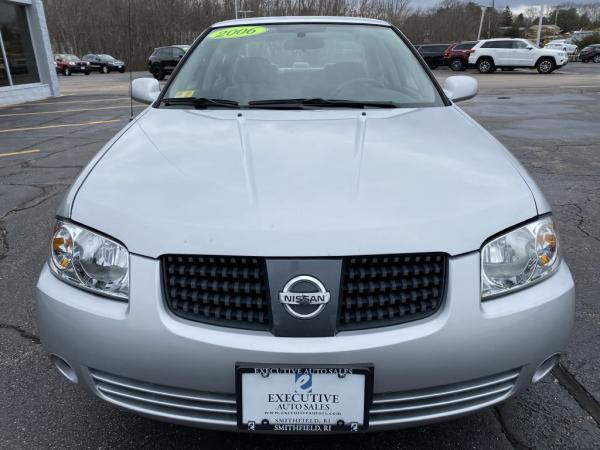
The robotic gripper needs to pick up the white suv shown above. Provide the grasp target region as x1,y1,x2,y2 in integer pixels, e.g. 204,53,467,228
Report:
468,38,568,74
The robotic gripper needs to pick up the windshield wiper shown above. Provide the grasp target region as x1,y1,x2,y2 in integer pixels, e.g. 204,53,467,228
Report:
247,98,398,109
161,97,240,109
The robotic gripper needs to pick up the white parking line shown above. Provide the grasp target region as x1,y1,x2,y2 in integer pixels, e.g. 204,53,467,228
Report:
0,105,144,118
560,85,600,88
0,149,41,158
23,97,132,106
0,119,121,133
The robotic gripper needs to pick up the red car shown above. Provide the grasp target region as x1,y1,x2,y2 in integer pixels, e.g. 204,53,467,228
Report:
54,54,91,76
443,41,478,71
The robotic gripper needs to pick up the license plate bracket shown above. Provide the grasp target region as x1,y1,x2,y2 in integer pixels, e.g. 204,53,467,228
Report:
236,364,373,432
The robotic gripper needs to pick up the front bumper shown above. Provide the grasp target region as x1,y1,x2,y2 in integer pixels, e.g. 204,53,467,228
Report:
579,54,595,62
67,64,89,73
36,252,575,431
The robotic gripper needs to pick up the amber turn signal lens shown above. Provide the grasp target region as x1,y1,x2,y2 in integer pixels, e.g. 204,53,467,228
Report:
51,227,73,271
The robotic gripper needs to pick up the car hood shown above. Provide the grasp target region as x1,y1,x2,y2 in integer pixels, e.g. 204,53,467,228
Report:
71,106,538,257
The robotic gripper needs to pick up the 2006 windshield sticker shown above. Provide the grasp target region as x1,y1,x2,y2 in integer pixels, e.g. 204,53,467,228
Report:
208,26,268,40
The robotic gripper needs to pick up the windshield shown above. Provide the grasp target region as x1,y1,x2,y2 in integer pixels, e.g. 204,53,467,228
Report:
59,54,79,61
164,24,443,108
454,43,476,50
99,54,115,61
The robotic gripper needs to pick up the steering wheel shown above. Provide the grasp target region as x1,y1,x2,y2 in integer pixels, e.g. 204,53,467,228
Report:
334,77,386,96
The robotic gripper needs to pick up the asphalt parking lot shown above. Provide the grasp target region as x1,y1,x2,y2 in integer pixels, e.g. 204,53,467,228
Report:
1,64,599,449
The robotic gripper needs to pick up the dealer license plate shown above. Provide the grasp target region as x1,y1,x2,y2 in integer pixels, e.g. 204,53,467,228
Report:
236,366,372,432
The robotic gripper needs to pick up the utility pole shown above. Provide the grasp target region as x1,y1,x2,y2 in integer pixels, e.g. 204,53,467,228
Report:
477,6,486,40
234,0,238,19
487,0,495,39
536,4,544,46
554,9,560,39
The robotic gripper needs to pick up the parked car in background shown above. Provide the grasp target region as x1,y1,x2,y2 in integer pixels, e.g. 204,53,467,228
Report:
415,43,451,69
148,45,190,80
82,54,126,73
571,30,597,43
468,38,568,74
544,39,578,55
579,44,600,63
444,41,477,71
54,54,90,76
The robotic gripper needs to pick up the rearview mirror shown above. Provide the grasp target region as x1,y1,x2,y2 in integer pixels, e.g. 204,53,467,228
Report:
443,76,478,103
131,77,160,105
284,36,325,51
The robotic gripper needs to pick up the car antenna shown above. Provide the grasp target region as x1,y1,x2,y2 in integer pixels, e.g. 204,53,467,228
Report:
128,0,134,122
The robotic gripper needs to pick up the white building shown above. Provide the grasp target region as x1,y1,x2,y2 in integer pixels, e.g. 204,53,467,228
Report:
0,0,59,106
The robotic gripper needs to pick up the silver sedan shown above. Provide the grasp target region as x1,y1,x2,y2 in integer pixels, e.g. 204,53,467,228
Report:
37,16,574,434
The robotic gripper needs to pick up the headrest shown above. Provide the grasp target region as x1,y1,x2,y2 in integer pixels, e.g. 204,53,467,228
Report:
324,61,367,80
233,57,277,84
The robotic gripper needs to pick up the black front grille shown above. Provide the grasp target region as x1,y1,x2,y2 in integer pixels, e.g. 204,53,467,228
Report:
162,255,271,330
162,253,447,332
339,254,447,330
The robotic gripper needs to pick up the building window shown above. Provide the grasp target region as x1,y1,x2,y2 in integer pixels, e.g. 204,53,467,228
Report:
0,2,40,86
0,46,10,87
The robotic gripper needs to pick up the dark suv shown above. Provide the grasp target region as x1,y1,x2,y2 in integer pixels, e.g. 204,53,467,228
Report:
148,45,190,80
415,44,451,69
580,45,600,63
444,41,478,71
82,54,126,73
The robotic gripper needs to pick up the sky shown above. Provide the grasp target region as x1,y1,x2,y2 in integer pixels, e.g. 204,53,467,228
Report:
413,0,600,13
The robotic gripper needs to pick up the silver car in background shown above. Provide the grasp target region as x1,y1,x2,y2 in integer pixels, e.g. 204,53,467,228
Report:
37,17,574,433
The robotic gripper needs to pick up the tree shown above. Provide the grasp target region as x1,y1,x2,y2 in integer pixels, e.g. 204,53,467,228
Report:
501,6,513,27
553,7,591,32
43,0,530,67
577,33,600,50
505,12,525,38
523,6,540,26
401,1,488,43
514,13,525,28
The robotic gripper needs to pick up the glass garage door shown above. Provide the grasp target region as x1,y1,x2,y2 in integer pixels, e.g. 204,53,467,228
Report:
0,1,40,86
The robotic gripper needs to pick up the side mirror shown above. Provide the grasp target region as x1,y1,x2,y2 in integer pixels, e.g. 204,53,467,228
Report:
527,45,533,50
131,77,160,105
443,76,478,103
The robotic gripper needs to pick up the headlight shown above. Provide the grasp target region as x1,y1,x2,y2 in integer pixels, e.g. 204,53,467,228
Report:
481,216,560,299
68,62,76,66
49,220,129,300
